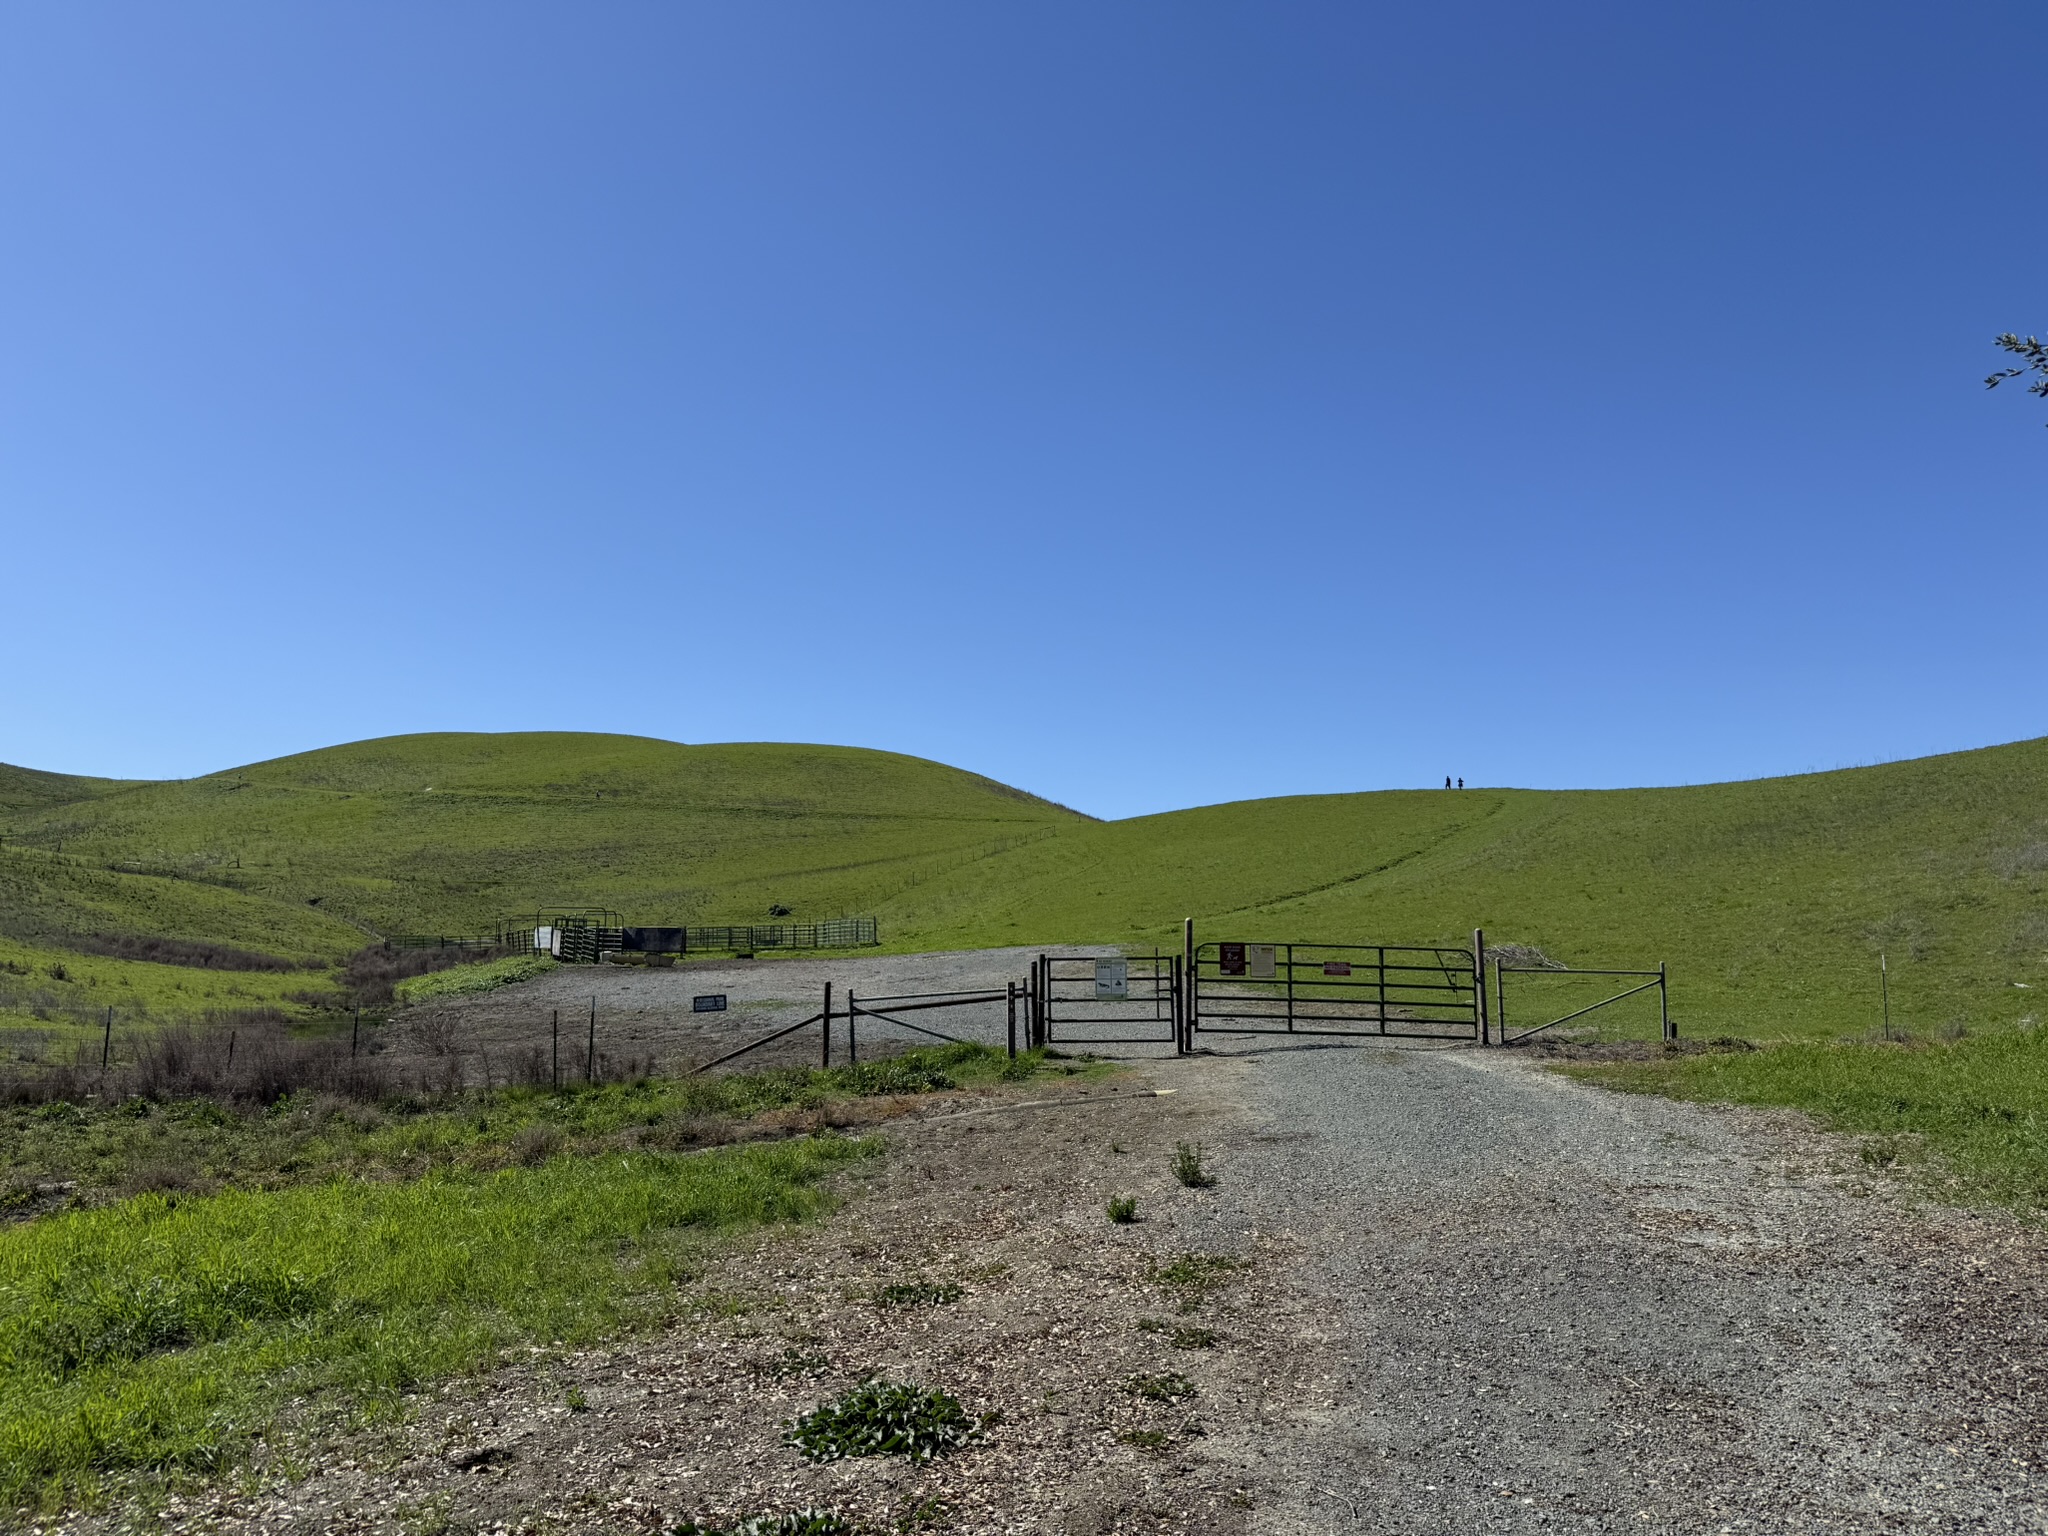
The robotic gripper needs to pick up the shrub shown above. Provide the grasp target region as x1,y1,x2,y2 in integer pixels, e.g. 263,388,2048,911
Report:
69,934,304,973
1106,1195,1138,1224
784,1380,978,1464
1171,1142,1217,1189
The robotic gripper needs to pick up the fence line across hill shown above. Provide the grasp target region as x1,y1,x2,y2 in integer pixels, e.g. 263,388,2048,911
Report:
388,915,881,957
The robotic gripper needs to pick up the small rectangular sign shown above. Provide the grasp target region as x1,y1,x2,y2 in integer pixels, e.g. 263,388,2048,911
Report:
1323,961,1353,977
1249,944,1277,979
1095,958,1129,1000
691,994,728,1013
1218,942,1246,976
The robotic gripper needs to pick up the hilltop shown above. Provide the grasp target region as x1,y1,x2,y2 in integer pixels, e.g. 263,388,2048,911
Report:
3,729,2047,1038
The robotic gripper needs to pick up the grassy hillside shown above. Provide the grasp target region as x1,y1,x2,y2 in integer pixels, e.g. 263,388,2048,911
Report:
4,730,2047,1040
0,732,1084,965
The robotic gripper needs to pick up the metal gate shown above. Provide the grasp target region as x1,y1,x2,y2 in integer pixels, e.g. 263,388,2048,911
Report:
1495,962,1671,1045
1189,940,1481,1042
1034,952,1183,1048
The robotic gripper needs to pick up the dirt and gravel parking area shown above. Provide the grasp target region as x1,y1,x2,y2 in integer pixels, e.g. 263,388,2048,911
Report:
391,948,1116,1079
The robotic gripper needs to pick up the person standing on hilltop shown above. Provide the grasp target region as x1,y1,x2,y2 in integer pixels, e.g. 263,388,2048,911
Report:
1444,776,1452,789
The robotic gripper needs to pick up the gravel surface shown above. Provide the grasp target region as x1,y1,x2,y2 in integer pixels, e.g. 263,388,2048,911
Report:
395,947,1140,1078
1184,1040,2048,1533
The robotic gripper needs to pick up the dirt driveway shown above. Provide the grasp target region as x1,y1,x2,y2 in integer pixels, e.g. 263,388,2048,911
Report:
121,1037,2048,1535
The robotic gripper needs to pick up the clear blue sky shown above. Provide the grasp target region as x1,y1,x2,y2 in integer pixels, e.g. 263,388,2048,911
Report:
3,3,2043,819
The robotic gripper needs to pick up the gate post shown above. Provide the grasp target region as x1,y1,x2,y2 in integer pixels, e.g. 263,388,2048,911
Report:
1660,962,1673,1042
1171,955,1185,1056
822,981,833,1069
1036,953,1049,1048
1006,980,1018,1060
1182,918,1197,1047
1473,929,1489,1045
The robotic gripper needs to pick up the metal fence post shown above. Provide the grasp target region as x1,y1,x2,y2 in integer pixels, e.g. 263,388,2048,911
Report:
1182,917,1195,1051
1037,953,1050,1048
1473,928,1488,1046
352,1007,361,1058
822,982,834,1069
848,992,858,1064
1660,963,1673,1042
551,1009,560,1089
586,996,596,1084
101,1007,112,1072
1006,980,1017,1059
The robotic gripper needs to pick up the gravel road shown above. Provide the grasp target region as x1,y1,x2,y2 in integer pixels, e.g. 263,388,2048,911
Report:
1180,1041,2048,1533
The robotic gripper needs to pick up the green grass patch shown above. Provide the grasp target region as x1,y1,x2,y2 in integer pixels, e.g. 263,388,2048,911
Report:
393,952,555,1005
0,1043,1072,1210
0,1134,874,1508
0,934,324,1048
1562,1029,2048,1212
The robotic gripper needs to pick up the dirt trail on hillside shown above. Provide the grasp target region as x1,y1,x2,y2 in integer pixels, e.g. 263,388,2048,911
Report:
84,1043,2048,1534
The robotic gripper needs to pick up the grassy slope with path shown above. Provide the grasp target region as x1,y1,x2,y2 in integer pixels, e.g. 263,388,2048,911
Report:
4,730,2048,1039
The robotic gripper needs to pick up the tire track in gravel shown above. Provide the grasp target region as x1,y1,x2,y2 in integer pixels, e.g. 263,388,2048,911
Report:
1177,1042,2048,1534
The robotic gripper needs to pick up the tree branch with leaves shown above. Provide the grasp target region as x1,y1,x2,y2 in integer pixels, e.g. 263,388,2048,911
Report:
1986,332,2048,426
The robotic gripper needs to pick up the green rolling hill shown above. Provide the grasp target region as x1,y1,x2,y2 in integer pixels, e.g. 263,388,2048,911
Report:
2,729,2046,1040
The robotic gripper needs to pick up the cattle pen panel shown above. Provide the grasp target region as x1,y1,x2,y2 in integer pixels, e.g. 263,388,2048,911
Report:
1190,941,1481,1042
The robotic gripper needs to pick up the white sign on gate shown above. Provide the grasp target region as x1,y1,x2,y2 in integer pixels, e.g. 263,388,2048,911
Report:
1095,958,1129,999
1248,944,1277,979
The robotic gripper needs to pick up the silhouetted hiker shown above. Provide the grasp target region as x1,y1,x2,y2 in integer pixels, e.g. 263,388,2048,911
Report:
1444,776,1452,789
1458,777,1464,789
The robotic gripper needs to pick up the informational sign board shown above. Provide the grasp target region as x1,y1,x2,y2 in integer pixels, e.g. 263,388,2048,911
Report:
535,925,559,956
1323,961,1352,977
1094,957,1129,999
692,994,728,1013
1218,942,1247,976
1248,944,1277,980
